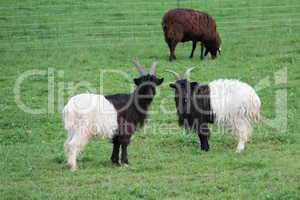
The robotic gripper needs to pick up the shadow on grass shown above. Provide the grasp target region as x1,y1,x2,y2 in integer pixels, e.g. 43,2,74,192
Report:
53,154,118,171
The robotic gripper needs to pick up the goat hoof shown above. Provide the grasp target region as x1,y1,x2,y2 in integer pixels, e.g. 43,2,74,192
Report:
122,163,129,168
169,56,176,61
236,143,245,153
68,164,77,172
121,160,129,165
70,168,77,172
112,162,121,167
200,146,209,152
235,148,244,153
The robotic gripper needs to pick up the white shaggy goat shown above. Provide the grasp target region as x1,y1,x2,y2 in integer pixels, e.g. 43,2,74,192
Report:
168,69,261,152
209,79,261,152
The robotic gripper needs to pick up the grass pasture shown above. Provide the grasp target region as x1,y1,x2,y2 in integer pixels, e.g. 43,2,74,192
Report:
0,0,300,199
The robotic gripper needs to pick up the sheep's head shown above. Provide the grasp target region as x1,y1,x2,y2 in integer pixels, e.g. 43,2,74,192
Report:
133,60,164,98
207,32,221,59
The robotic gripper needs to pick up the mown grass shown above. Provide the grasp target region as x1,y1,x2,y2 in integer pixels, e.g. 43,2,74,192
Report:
0,0,300,199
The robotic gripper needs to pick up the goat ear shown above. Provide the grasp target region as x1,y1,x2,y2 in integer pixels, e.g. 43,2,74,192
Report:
169,83,176,88
134,78,141,85
156,78,164,86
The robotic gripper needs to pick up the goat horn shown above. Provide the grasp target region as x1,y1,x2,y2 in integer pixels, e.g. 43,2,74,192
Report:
184,67,195,79
165,69,180,80
132,59,146,75
150,61,158,75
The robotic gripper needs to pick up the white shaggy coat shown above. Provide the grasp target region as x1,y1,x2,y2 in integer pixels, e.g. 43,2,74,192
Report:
63,93,118,170
209,79,261,152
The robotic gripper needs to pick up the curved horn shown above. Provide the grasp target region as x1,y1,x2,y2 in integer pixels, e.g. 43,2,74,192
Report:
165,69,180,80
132,59,146,75
150,61,158,75
184,67,195,79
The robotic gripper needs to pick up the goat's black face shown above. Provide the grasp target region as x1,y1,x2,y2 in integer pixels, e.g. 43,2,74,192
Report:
169,79,198,114
134,74,164,97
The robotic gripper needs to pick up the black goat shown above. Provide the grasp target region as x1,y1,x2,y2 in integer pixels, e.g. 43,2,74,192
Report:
167,68,212,151
106,61,164,166
63,60,164,171
166,68,261,152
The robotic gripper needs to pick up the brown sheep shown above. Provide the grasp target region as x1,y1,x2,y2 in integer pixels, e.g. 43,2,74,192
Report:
162,8,221,61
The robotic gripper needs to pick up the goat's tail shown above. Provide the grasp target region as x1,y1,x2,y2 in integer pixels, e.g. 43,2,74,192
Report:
248,93,261,124
62,103,77,131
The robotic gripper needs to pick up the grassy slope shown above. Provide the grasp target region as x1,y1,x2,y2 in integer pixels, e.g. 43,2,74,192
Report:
0,0,299,199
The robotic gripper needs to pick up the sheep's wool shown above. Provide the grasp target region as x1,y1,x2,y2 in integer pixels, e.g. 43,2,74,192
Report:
209,79,261,127
63,93,118,139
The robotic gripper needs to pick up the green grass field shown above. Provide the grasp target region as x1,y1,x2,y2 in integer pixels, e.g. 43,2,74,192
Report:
1,0,300,199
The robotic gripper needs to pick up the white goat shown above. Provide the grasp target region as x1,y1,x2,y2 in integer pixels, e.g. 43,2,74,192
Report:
209,79,261,152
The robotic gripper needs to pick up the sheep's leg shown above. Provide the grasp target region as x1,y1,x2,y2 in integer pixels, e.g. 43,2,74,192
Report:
198,124,210,151
200,43,205,60
204,48,209,58
189,41,197,58
66,129,91,171
168,41,177,61
111,136,120,166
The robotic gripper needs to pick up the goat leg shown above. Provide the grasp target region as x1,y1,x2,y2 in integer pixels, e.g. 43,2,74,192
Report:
121,144,129,166
111,136,121,166
198,124,210,151
119,135,131,166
